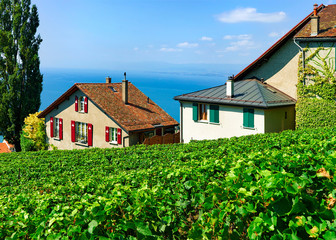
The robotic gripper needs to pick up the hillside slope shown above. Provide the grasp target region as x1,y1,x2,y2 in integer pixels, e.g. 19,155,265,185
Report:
1,128,336,239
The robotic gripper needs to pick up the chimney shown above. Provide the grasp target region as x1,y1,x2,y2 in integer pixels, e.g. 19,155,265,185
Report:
106,76,111,83
311,4,320,36
122,72,128,104
226,75,234,98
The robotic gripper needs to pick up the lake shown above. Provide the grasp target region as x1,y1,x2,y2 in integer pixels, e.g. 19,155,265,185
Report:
40,67,242,122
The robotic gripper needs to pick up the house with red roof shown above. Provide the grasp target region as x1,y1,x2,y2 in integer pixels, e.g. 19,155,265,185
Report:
38,74,178,150
175,4,335,143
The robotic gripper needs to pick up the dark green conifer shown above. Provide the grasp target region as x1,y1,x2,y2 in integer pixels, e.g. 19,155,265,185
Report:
0,0,42,151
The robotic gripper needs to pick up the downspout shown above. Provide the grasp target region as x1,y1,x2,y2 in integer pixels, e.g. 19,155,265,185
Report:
180,102,183,143
293,38,306,85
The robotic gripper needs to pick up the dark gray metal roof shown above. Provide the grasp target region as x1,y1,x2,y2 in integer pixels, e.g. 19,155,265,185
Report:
174,79,296,108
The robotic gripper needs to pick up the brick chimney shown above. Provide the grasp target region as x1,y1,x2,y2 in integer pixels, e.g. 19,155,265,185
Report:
106,76,111,83
311,4,320,36
122,72,128,104
226,75,234,98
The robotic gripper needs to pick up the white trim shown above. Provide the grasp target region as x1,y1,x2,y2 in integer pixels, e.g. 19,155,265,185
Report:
242,126,256,130
109,127,118,143
4,140,10,149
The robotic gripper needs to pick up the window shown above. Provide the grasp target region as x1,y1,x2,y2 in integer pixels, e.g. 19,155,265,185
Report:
193,103,219,123
75,96,88,113
243,108,254,128
54,118,59,138
79,96,85,112
76,122,87,143
109,127,117,143
199,104,207,120
105,126,122,144
50,117,63,139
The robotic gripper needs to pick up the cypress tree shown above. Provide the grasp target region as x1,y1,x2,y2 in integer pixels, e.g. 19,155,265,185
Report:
0,0,42,151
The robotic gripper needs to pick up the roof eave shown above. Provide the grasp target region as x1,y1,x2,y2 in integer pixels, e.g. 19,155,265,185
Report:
177,98,295,109
38,84,79,118
129,123,179,133
295,37,336,42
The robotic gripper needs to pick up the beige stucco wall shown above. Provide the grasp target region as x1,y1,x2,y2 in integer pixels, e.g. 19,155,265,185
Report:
245,39,300,99
45,89,129,150
264,106,295,133
301,41,336,74
244,40,336,100
180,102,265,143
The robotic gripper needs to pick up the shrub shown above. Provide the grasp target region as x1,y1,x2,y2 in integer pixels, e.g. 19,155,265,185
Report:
21,112,48,151
296,97,336,129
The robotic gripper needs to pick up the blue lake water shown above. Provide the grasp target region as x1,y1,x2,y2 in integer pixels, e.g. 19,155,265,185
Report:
40,68,240,122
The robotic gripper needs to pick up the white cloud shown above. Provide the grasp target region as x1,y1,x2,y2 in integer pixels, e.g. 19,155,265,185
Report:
268,32,280,38
200,36,213,41
177,42,199,48
159,47,182,52
216,8,286,23
133,47,139,51
223,34,252,40
268,31,287,38
225,39,255,52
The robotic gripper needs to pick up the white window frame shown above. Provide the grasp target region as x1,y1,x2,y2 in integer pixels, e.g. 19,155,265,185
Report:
109,127,118,144
76,122,88,144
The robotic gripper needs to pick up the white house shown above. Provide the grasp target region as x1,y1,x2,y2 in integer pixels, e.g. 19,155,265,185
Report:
174,78,296,143
174,3,336,143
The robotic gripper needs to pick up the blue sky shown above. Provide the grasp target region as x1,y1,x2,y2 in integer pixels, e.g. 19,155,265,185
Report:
31,0,336,71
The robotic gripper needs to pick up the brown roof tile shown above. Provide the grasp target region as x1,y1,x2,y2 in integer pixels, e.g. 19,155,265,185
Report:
39,82,178,132
0,143,11,153
295,5,336,38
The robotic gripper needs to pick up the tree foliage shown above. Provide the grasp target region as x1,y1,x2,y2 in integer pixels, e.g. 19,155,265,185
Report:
20,111,47,151
0,0,43,151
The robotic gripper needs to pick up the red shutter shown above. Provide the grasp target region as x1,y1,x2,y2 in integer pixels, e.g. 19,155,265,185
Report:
88,123,93,146
75,96,78,112
84,97,88,113
50,117,54,138
117,128,122,144
71,121,76,142
105,126,110,142
59,118,63,140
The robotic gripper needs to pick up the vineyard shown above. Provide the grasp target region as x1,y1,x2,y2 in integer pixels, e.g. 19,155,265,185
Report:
1,127,336,239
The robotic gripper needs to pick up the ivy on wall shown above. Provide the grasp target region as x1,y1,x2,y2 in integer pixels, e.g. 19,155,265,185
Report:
296,44,336,129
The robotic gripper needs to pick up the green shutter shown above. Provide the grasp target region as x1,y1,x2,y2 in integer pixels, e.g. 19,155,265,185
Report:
192,103,198,121
249,109,254,128
243,108,254,128
243,108,248,127
210,105,219,123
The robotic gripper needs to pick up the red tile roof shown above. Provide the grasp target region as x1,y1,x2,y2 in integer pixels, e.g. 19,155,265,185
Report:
295,5,336,38
0,142,11,153
235,4,325,81
39,82,178,132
